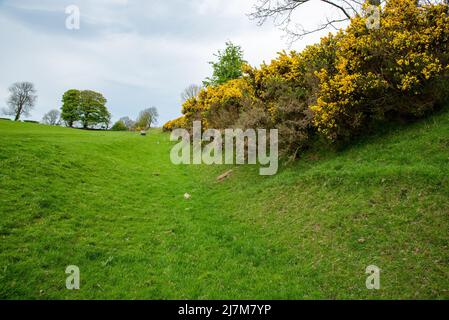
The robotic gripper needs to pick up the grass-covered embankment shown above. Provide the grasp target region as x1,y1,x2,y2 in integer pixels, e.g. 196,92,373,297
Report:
0,110,448,299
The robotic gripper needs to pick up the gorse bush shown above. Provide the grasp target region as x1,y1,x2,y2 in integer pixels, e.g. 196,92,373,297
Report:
311,0,449,140
182,78,255,130
165,0,449,156
162,116,188,132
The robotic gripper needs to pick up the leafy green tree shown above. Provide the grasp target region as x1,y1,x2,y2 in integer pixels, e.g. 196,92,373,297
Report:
136,107,158,130
79,90,111,129
61,90,111,129
61,89,81,127
111,120,128,131
203,42,246,87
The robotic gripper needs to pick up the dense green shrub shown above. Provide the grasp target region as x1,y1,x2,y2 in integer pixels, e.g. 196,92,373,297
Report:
111,120,128,131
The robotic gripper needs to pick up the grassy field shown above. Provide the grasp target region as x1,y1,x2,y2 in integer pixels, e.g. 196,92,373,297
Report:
0,109,448,300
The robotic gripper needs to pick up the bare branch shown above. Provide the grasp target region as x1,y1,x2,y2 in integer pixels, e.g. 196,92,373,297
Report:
3,82,37,121
181,84,202,102
286,17,348,43
320,0,352,19
248,0,365,41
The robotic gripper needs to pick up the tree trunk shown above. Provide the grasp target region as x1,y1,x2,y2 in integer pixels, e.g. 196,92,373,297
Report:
14,104,22,121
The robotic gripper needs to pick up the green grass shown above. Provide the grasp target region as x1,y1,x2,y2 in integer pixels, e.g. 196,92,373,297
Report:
0,110,448,300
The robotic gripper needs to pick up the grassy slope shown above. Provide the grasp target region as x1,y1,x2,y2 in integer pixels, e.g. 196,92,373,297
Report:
0,110,448,300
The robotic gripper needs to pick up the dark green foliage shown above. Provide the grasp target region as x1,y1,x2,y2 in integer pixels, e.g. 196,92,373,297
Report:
79,90,110,129
61,89,81,127
61,89,111,129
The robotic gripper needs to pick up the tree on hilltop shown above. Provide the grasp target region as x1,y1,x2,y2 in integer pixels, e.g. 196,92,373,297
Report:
3,82,37,121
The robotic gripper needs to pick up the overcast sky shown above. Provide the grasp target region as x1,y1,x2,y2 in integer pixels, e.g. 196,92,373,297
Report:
0,0,340,125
